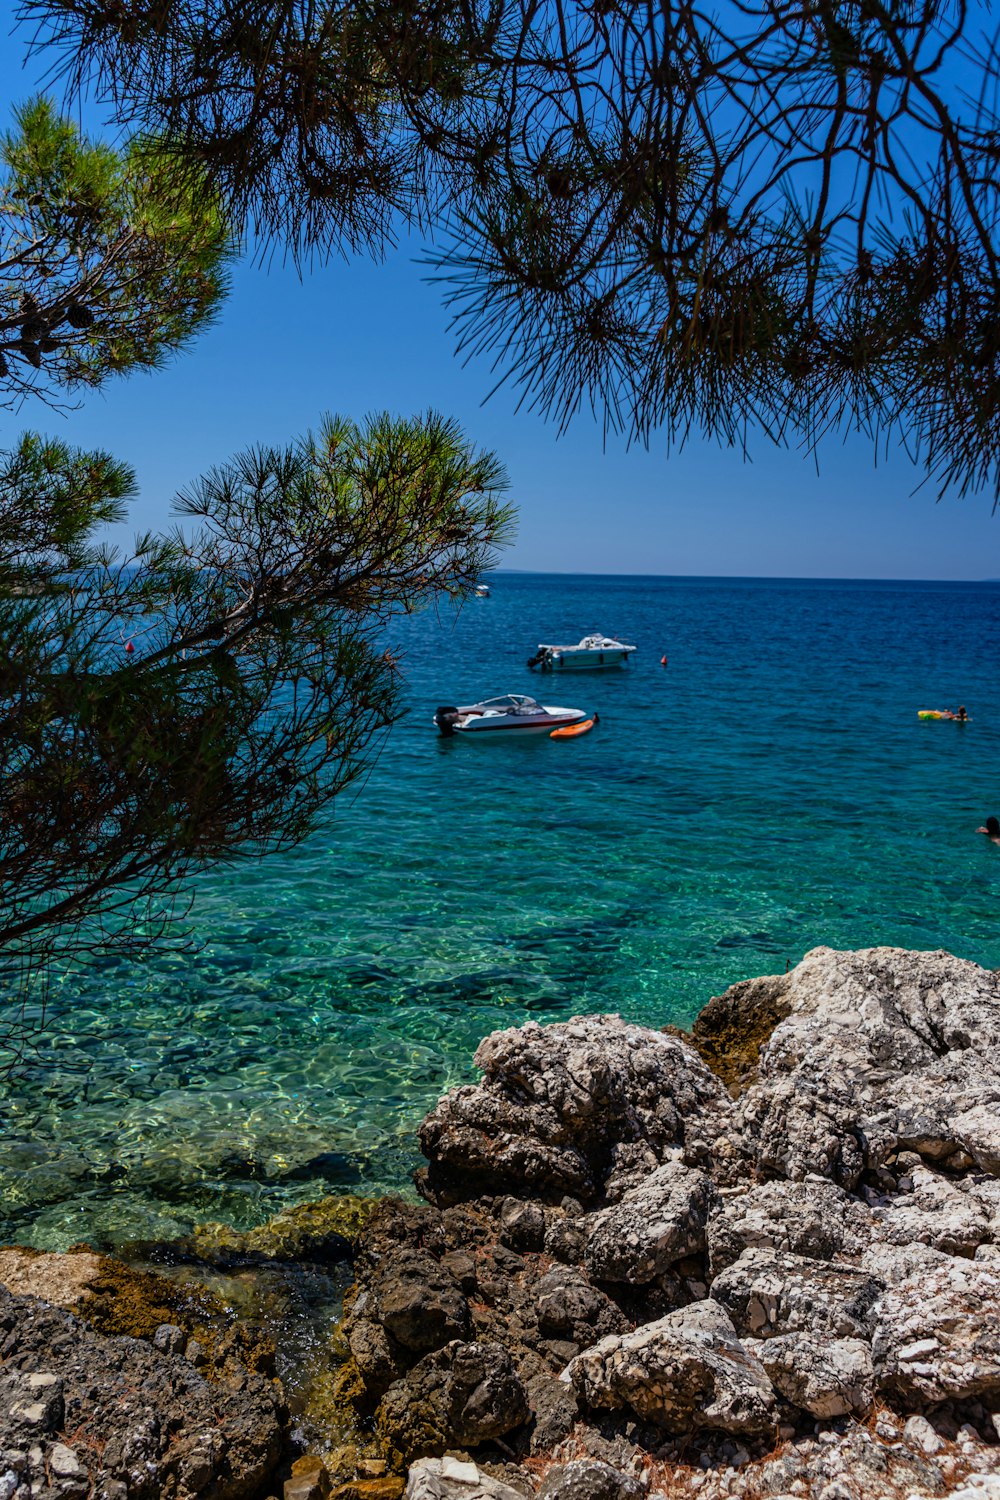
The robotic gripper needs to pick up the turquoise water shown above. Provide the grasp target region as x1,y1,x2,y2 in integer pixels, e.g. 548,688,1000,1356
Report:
5,572,1000,1250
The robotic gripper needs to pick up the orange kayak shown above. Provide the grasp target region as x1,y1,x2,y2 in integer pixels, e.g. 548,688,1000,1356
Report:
550,717,597,739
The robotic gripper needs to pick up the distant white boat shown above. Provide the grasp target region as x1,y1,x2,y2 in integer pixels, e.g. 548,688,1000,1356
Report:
474,583,491,597
527,633,636,671
434,694,587,736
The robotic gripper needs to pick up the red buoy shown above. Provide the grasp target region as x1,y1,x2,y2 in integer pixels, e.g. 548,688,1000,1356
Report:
660,654,668,666
125,639,135,654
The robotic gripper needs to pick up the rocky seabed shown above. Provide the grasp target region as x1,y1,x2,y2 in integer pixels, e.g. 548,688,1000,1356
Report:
8,946,1000,1500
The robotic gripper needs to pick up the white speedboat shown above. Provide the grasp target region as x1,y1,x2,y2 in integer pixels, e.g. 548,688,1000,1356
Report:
474,583,491,597
527,633,636,671
434,694,588,736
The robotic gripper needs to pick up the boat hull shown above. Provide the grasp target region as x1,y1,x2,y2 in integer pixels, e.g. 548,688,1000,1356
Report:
543,648,632,670
455,708,586,735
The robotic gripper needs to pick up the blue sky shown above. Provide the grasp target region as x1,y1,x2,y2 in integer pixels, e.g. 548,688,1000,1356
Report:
2,16,999,579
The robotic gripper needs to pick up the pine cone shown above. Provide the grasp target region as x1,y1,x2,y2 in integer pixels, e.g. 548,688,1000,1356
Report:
17,341,42,368
20,316,47,342
67,304,95,329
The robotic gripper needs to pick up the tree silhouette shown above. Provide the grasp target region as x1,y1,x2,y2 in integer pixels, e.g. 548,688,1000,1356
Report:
26,0,1000,496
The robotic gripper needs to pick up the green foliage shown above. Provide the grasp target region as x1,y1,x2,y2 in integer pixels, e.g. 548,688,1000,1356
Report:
0,415,512,1018
0,432,135,574
0,96,232,405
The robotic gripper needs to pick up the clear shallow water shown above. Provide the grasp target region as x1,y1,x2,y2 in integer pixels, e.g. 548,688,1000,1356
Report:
5,573,1000,1249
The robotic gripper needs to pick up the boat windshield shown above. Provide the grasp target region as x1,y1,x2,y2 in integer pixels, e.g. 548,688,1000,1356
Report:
477,694,544,714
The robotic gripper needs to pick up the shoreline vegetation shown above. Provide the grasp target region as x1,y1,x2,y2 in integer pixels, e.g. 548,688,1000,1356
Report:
5,945,1000,1500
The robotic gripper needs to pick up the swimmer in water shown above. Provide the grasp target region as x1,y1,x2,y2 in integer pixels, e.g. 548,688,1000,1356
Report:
978,816,1000,840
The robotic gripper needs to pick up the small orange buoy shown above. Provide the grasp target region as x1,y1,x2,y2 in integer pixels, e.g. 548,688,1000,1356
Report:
550,717,596,739
660,654,668,666
125,639,135,654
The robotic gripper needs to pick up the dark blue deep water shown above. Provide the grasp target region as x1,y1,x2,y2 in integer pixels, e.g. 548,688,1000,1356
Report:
5,573,1000,1249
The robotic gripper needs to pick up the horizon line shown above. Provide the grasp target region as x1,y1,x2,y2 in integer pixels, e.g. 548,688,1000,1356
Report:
491,568,1000,583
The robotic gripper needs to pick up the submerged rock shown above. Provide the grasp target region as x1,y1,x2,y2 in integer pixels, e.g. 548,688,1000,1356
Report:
192,1195,380,1265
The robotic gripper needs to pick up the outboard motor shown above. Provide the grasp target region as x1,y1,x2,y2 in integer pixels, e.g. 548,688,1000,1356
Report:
526,649,545,670
434,705,461,736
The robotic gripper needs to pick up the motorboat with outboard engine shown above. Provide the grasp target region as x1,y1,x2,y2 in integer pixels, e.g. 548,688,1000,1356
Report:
474,583,491,597
434,694,588,736
527,633,636,670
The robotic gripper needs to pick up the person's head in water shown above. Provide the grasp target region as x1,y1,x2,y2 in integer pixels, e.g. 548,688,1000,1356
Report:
958,705,968,720
979,816,1000,837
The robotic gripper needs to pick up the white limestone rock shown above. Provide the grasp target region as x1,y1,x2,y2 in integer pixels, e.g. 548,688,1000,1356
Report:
707,1178,870,1276
417,1015,735,1204
710,1248,883,1341
868,1165,991,1256
726,946,1000,1187
406,1457,530,1500
565,1298,776,1437
584,1162,714,1284
753,1332,875,1418
872,1253,1000,1405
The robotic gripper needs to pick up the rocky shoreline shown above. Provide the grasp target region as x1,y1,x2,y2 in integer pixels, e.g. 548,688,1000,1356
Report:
7,945,1000,1499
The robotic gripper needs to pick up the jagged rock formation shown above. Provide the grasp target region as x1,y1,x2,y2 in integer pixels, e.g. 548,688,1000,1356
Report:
335,947,1000,1500
0,1283,284,1499
9,944,1000,1500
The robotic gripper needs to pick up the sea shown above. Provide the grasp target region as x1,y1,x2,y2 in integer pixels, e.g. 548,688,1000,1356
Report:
4,571,1000,1252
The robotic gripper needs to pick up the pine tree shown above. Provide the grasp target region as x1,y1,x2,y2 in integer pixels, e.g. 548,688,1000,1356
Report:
0,99,512,1052
25,0,1000,497
0,97,232,406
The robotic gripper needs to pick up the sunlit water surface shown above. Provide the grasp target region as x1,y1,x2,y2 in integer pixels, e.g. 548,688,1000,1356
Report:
5,573,1000,1250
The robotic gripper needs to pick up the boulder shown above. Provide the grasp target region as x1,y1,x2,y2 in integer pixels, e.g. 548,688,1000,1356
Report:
729,946,1000,1186
565,1298,776,1437
370,1250,471,1354
405,1458,528,1500
376,1341,529,1466
754,1332,876,1418
532,1265,628,1347
522,1370,580,1452
710,1248,883,1341
871,1253,1000,1405
537,1462,644,1500
867,1165,991,1256
0,1283,283,1500
707,1179,870,1276
584,1162,714,1284
417,1016,734,1205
